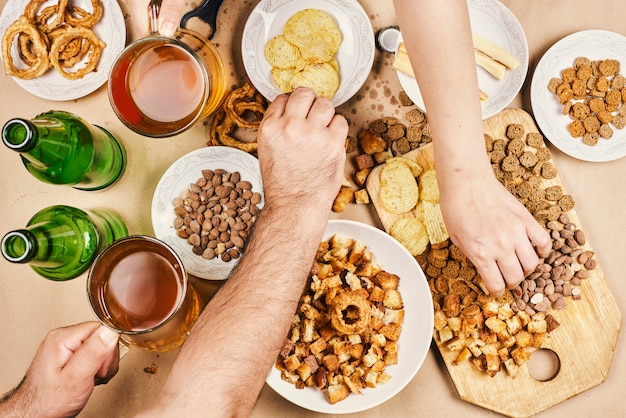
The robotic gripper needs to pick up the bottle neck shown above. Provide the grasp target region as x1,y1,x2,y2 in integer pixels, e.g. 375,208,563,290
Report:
2,119,38,152
1,230,37,263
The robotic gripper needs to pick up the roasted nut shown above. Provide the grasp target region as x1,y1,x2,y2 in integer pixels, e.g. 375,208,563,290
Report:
173,169,262,261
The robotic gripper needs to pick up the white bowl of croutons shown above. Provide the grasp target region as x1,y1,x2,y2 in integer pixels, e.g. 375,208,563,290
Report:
266,219,433,413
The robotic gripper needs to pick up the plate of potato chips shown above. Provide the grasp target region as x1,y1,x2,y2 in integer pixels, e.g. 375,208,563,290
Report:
266,219,433,413
242,0,374,107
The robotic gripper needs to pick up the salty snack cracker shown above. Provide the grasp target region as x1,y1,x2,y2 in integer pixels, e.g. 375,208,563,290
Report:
264,34,302,69
423,201,449,244
289,62,340,100
264,8,342,99
419,169,440,203
379,160,419,214
385,156,424,177
283,9,342,64
390,217,429,256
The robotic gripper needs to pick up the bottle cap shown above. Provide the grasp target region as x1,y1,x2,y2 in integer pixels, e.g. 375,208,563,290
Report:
376,26,401,53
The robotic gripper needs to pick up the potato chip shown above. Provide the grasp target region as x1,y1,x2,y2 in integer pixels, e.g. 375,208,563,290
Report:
264,34,302,69
379,160,419,214
419,169,440,203
422,200,449,244
283,9,342,63
271,67,296,92
386,156,424,177
390,217,429,256
290,62,340,99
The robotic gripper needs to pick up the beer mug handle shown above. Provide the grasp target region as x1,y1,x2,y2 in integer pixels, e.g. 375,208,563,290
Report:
180,0,224,40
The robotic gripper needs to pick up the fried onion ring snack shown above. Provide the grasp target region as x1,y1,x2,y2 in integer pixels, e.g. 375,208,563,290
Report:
1,0,106,80
65,0,104,28
209,83,269,154
2,16,50,80
49,26,105,80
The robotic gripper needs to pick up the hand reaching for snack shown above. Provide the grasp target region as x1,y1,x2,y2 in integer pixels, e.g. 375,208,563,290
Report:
439,173,552,296
256,87,348,217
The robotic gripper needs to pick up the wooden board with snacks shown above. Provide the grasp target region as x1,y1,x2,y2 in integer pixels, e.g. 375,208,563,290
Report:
366,108,622,417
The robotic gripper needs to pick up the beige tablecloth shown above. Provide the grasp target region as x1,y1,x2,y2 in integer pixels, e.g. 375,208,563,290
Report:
0,1,624,416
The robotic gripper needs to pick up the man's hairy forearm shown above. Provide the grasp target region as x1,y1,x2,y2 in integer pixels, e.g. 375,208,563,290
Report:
140,205,327,417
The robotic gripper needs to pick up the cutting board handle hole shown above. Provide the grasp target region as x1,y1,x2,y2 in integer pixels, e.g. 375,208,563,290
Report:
528,348,561,382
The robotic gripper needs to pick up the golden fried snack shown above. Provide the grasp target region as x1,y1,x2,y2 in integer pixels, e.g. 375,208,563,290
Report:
49,26,105,80
24,0,68,33
329,290,372,335
208,82,270,154
64,0,104,28
265,8,342,99
289,61,340,100
2,0,105,80
264,34,302,69
276,234,404,403
2,16,50,80
283,9,342,63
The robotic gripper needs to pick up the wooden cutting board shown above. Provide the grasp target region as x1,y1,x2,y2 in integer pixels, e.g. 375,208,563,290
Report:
366,108,622,417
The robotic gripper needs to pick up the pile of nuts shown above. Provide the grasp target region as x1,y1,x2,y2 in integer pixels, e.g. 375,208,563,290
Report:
509,212,591,315
172,168,262,262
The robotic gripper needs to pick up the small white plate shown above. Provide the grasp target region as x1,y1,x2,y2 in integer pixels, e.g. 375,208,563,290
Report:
0,0,126,101
151,147,264,280
266,219,434,414
530,30,626,162
395,0,528,120
241,0,374,107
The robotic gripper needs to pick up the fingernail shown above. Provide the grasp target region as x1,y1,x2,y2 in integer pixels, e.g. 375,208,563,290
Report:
98,326,120,346
160,21,177,37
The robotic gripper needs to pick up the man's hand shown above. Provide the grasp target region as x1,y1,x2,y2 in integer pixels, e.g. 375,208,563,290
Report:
0,322,120,418
257,87,348,216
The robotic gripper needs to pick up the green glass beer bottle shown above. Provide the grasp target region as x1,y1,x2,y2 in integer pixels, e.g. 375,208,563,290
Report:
2,110,126,191
1,205,129,281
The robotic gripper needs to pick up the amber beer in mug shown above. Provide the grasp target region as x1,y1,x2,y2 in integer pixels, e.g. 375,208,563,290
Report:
87,236,202,352
108,28,226,137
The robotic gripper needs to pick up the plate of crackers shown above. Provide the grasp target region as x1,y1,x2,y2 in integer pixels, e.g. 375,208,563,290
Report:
531,30,626,162
0,0,126,101
266,219,433,414
241,0,374,107
393,0,528,120
151,146,264,280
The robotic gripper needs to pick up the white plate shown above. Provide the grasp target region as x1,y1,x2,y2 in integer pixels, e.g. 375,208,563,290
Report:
395,0,528,120
241,0,374,107
530,30,626,162
0,0,126,101
266,219,434,414
151,147,264,280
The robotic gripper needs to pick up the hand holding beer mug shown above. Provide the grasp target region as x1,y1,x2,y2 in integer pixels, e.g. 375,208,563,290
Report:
87,236,203,352
108,0,226,137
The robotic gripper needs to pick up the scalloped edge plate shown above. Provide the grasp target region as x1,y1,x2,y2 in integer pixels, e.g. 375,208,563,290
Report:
241,0,374,107
530,30,626,162
151,147,264,280
0,0,126,101
266,219,433,414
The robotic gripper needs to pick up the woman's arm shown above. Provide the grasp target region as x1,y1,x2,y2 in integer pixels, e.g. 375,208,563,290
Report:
392,0,551,295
